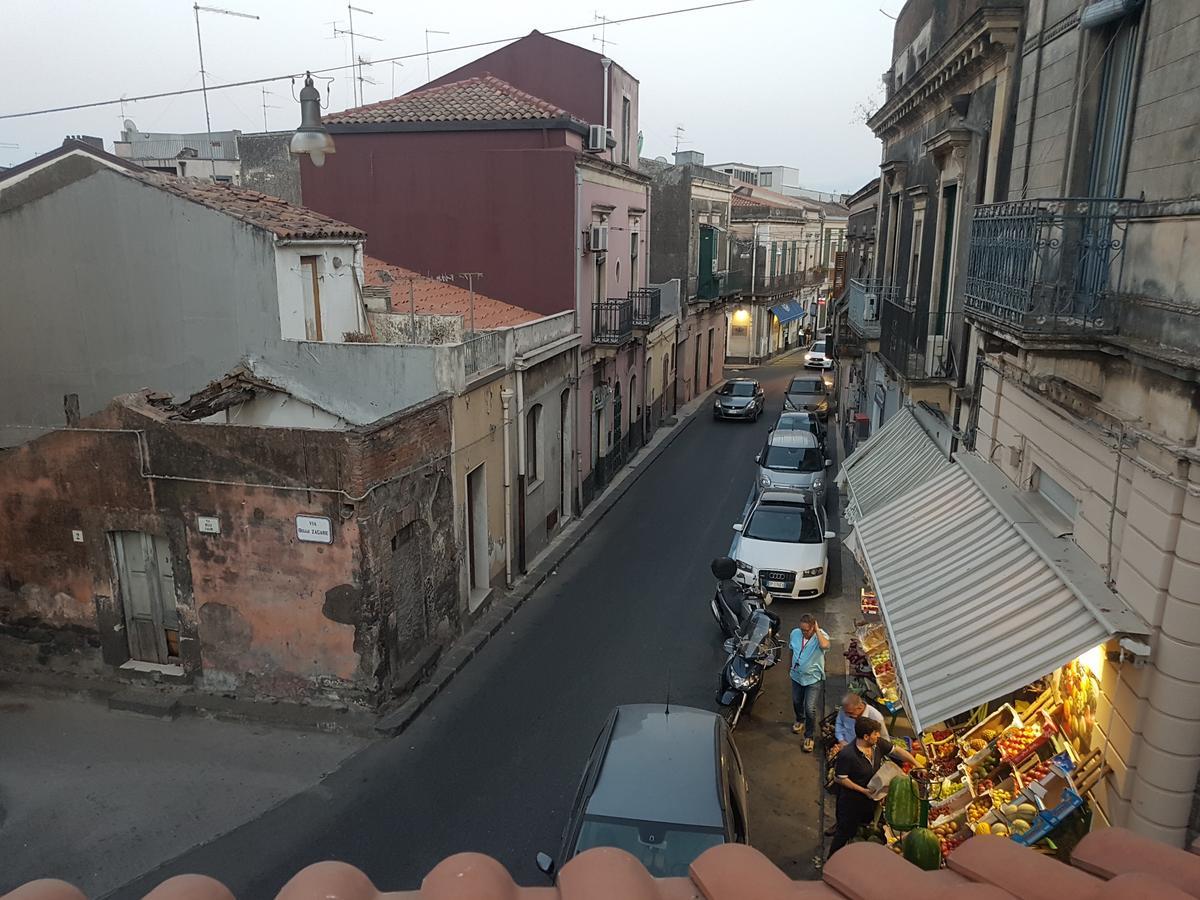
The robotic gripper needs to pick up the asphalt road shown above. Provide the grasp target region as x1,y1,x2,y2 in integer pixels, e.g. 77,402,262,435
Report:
109,354,837,898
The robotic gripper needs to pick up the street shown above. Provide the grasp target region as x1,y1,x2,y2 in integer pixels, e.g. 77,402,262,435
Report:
107,352,855,897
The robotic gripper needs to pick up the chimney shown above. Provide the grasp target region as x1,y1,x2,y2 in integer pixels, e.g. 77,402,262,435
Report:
673,150,705,167
65,135,105,151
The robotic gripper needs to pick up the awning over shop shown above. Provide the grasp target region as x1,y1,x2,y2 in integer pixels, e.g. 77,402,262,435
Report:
770,301,805,325
837,406,953,523
854,456,1147,733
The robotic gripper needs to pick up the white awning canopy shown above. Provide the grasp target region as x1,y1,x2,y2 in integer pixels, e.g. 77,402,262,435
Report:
854,454,1147,733
837,406,953,523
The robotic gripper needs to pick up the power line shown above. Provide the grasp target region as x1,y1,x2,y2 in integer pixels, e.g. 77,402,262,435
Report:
0,0,752,121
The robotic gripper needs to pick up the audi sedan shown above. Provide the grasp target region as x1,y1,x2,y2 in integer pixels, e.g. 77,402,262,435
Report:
731,491,833,600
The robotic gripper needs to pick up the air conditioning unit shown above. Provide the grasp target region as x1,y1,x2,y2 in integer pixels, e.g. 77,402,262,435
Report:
863,293,879,321
589,224,609,252
587,124,609,152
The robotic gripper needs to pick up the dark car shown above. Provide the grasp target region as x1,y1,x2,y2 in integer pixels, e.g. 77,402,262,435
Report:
713,379,764,422
771,410,827,451
538,705,749,879
783,375,830,420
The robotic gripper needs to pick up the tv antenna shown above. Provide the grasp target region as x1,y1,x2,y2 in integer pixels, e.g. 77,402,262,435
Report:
593,12,616,55
193,3,259,179
425,28,449,83
260,87,278,131
454,272,484,336
334,6,382,107
673,124,688,154
390,59,404,96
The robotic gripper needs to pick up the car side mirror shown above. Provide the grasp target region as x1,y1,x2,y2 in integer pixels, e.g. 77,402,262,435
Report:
824,531,836,540
536,853,556,878
825,459,832,467
722,637,737,654
732,523,744,532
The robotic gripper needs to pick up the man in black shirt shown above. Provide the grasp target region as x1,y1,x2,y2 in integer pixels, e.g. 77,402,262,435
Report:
829,716,921,855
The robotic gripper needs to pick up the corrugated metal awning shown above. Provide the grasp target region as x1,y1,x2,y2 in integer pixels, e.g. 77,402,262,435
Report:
770,301,805,324
854,461,1144,733
837,406,952,523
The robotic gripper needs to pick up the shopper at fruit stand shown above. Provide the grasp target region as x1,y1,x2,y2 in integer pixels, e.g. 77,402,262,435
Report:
829,717,922,856
832,692,889,752
789,614,830,752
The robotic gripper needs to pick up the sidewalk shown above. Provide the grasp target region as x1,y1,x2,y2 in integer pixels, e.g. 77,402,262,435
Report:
375,382,720,735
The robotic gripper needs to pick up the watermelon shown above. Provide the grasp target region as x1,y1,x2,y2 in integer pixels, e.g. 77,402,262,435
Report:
884,776,920,831
902,827,942,870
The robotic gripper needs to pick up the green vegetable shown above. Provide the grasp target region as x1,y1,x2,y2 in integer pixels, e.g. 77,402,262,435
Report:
902,827,942,870
885,776,920,831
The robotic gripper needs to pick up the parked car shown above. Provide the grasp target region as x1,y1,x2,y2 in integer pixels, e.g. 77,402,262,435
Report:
755,430,830,501
731,490,833,599
713,379,764,422
771,410,827,452
804,340,834,370
537,704,749,879
783,374,831,420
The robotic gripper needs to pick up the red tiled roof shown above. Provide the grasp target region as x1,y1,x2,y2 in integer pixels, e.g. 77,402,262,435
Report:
7,827,1200,899
325,75,582,127
130,172,365,241
364,256,540,329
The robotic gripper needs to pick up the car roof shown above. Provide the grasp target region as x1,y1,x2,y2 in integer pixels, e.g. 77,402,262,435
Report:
788,376,825,389
725,378,757,385
757,490,816,506
766,430,819,448
776,411,818,423
586,704,724,829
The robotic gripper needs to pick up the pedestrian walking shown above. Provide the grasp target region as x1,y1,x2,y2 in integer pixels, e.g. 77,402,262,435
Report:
789,613,829,752
828,717,921,855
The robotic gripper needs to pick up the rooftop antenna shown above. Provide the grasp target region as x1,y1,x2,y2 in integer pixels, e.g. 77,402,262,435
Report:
193,3,259,179
335,6,382,107
357,54,380,101
260,87,278,131
673,124,688,154
390,59,404,97
454,272,484,336
425,28,449,83
593,12,616,55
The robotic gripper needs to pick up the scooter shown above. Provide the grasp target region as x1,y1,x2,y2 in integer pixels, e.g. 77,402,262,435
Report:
709,556,771,640
717,607,782,729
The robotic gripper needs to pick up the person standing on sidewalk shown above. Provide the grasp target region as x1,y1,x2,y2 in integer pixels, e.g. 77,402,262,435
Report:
789,613,829,752
829,717,922,855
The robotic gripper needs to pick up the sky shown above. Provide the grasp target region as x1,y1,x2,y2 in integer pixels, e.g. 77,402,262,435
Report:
0,0,898,193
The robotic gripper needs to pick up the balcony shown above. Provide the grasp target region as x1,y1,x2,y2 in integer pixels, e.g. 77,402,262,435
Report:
847,279,883,339
462,330,507,376
593,298,633,348
964,198,1132,338
879,296,961,383
688,270,747,301
629,287,662,329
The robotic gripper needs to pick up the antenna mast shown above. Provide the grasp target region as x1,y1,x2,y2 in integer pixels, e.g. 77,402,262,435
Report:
193,3,259,179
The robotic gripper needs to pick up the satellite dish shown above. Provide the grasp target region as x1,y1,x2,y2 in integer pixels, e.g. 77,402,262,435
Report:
123,119,137,132
655,155,668,163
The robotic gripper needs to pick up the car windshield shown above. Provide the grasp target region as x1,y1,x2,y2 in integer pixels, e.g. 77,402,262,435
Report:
776,414,818,432
719,382,755,397
788,378,825,395
811,342,826,354
743,503,821,543
763,444,823,471
574,816,725,877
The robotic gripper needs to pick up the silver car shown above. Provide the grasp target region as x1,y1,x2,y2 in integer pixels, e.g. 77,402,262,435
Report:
783,375,831,420
755,430,830,501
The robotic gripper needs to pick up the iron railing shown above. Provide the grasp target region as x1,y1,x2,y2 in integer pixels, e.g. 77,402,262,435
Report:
463,330,506,375
880,299,961,383
629,287,662,327
964,198,1132,335
688,270,745,301
847,279,882,339
593,298,633,346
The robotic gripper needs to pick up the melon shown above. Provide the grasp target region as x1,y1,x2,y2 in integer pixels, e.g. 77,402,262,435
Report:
884,776,920,831
902,827,942,870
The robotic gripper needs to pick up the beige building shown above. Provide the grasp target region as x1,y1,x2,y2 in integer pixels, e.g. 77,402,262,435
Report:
854,0,1200,844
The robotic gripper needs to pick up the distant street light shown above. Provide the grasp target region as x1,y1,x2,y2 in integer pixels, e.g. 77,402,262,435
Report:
290,73,336,167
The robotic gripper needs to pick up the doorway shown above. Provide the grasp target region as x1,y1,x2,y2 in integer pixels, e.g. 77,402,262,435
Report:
559,388,571,520
466,463,489,609
112,531,180,665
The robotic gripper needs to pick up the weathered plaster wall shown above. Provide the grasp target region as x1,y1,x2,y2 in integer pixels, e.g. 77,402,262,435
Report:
452,378,509,599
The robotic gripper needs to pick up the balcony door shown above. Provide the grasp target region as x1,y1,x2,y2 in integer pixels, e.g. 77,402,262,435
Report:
112,531,180,665
698,225,717,298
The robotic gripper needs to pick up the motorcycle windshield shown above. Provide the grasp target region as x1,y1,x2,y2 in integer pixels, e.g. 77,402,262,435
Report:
738,613,774,656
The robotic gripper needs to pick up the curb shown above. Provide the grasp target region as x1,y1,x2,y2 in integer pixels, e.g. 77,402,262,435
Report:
375,387,716,736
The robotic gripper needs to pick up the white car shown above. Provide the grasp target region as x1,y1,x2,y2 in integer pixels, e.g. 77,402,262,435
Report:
731,491,833,600
804,340,834,370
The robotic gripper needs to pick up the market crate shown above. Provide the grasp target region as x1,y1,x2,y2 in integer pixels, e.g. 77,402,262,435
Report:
929,807,971,858
1021,767,1083,828
959,704,1021,760
928,778,973,825
997,709,1057,766
856,622,888,654
1017,750,1074,789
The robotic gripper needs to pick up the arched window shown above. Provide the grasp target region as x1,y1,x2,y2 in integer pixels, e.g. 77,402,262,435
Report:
526,403,543,484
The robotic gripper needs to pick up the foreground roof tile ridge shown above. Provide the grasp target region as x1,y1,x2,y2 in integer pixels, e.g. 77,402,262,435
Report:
5,828,1199,898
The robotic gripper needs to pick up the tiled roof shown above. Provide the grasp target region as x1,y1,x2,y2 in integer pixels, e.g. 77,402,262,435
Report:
130,172,365,240
8,827,1200,899
364,256,541,329
325,75,580,126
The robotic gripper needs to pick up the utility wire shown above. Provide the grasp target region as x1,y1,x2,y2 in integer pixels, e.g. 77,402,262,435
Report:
0,0,752,121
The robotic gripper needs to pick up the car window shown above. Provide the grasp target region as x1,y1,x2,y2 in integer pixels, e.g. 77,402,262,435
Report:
719,382,755,397
743,503,822,543
775,415,816,433
763,444,824,471
811,342,826,354
788,377,826,394
574,816,725,877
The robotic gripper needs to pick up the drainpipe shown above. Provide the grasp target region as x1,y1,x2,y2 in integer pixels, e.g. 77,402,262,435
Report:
500,388,515,587
601,57,612,161
749,224,759,364
573,169,584,517
516,368,528,574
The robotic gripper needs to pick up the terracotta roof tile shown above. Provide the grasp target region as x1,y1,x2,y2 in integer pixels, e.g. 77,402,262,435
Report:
6,827,1200,899
326,75,582,127
365,256,540,329
130,172,365,240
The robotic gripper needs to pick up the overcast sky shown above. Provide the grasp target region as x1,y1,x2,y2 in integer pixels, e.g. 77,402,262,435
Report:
1,0,896,192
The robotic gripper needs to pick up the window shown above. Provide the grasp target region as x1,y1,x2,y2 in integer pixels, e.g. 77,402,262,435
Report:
1088,17,1140,198
621,97,631,164
744,502,822,543
907,211,924,302
300,255,322,340
718,381,756,397
630,231,640,287
1035,467,1077,520
760,172,773,187
762,443,824,473
769,241,777,276
594,254,606,304
526,404,543,484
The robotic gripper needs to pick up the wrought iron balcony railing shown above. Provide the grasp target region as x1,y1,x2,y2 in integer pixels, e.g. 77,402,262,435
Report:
629,287,662,327
593,298,633,346
964,197,1132,336
847,279,882,339
880,301,961,383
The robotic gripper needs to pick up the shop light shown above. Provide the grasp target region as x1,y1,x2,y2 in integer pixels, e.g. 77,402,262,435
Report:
1075,644,1105,678
731,308,750,326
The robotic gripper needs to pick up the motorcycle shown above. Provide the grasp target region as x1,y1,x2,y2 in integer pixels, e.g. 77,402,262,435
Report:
709,556,771,640
717,607,782,729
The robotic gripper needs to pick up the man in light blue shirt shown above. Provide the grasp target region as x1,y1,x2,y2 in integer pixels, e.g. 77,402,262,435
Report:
833,692,888,752
789,613,829,752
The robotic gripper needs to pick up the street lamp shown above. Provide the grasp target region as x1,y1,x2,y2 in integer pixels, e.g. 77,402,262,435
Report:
290,73,336,167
